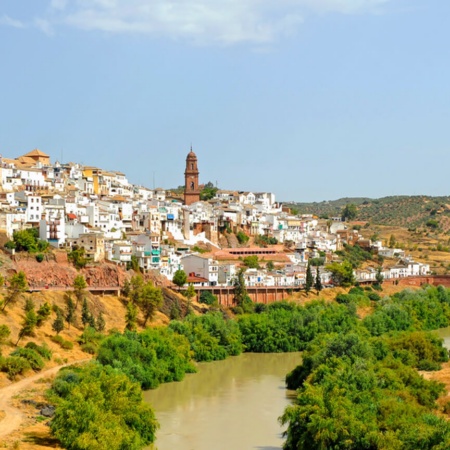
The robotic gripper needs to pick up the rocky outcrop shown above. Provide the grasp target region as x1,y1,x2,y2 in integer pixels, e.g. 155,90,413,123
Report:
14,255,128,288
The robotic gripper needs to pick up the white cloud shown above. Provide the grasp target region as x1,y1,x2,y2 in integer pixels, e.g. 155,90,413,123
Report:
41,0,391,43
51,0,69,10
0,14,26,29
34,18,55,36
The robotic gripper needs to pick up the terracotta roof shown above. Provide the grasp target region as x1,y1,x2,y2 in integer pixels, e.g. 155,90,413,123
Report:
67,213,77,220
16,156,37,165
186,276,208,283
22,149,50,158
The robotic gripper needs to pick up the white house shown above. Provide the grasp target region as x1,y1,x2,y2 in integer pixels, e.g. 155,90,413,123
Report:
181,254,219,286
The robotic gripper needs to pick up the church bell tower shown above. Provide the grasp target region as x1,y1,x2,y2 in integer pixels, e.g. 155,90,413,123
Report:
184,147,200,205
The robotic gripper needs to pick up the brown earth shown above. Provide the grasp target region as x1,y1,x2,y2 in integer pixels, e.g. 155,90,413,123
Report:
0,284,192,449
357,223,450,275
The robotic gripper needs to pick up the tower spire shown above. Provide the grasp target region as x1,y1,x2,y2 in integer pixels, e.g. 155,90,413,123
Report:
184,147,200,206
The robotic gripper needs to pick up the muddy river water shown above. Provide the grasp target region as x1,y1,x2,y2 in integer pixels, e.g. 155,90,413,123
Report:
144,352,302,450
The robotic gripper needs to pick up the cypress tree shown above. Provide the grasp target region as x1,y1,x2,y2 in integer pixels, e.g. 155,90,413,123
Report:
314,266,323,294
81,298,91,328
96,311,106,332
305,262,313,294
52,310,64,335
65,296,76,329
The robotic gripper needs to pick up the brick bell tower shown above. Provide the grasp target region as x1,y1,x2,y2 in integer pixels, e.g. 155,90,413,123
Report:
184,147,200,205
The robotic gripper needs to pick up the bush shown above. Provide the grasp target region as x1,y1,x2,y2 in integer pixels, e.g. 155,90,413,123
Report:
232,306,244,315
25,342,52,360
10,347,45,371
199,291,218,305
0,324,11,344
81,342,97,354
0,356,31,379
78,327,104,352
49,363,158,450
254,303,267,313
236,231,249,245
51,335,73,350
97,328,196,390
35,253,44,263
368,292,381,301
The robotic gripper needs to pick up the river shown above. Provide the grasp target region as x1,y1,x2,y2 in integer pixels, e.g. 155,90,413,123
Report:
434,326,450,349
144,352,302,450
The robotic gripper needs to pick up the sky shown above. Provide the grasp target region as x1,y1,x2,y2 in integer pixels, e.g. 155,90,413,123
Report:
1,0,450,202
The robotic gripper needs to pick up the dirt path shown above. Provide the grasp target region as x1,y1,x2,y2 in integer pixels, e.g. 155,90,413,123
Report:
0,359,90,439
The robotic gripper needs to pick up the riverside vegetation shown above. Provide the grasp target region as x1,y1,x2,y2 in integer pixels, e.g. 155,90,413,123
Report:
39,284,450,449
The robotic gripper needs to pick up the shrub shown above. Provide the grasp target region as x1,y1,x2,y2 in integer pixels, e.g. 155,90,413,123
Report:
236,231,249,244
51,335,73,350
254,303,267,313
81,342,97,354
368,292,381,301
25,342,52,360
0,324,11,344
78,326,104,349
49,363,158,449
444,402,450,415
97,328,196,389
199,291,218,305
35,253,44,263
0,356,31,379
10,347,45,371
232,306,244,315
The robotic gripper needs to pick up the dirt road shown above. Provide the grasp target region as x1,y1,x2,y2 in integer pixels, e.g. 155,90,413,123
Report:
0,360,90,439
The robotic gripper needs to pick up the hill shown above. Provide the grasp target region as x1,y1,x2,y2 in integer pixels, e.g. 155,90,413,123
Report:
287,195,450,230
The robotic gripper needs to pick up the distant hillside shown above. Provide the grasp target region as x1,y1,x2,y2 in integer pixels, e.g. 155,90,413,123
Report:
287,195,450,230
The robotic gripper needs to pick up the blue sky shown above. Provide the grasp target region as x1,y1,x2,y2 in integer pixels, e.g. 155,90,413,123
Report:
1,0,449,202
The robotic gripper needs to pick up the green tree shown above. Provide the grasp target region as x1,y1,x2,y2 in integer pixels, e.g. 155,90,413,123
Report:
341,203,357,221
236,231,249,245
11,228,40,252
200,181,218,201
72,274,87,308
129,275,144,305
122,279,131,298
24,298,35,312
375,266,384,285
185,284,196,314
388,234,396,248
96,311,106,332
81,298,91,328
65,296,76,329
36,302,52,327
125,302,138,332
127,254,141,273
314,266,323,293
17,303,38,345
305,262,313,294
233,269,248,307
2,271,28,312
0,324,11,344
266,261,275,271
173,269,187,290
242,255,260,269
139,282,164,326
68,246,88,269
199,291,218,306
50,363,158,450
326,261,356,287
52,310,65,335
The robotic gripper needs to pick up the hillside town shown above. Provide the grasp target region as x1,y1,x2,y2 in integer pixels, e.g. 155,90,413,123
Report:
0,148,430,288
